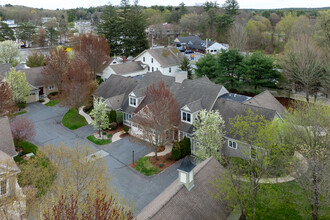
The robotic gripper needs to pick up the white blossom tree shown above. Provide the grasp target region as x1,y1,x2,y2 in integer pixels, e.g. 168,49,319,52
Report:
0,40,21,66
4,69,31,104
193,109,225,160
90,97,110,137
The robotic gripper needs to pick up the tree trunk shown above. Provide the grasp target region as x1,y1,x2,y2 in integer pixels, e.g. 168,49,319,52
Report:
311,168,320,220
252,178,258,220
155,146,158,161
306,89,310,103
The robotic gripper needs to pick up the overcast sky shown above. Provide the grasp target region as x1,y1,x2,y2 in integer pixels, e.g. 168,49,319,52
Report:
4,0,330,10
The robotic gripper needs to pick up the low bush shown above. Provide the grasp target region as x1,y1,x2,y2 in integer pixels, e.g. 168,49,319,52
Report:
49,91,58,97
159,163,164,168
110,122,117,130
83,105,93,114
97,78,104,85
123,126,129,133
17,102,26,109
39,99,45,103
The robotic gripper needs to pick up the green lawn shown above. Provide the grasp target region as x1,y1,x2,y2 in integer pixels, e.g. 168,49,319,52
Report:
10,110,27,117
134,156,161,176
62,108,88,130
14,141,38,163
45,99,59,107
87,134,112,145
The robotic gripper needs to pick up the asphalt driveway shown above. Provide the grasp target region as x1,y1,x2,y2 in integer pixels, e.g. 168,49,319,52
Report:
23,102,180,214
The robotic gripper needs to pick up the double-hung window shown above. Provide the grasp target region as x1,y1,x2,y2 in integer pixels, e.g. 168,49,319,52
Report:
49,85,55,90
182,111,191,123
124,113,132,121
228,140,237,149
129,97,137,107
151,58,153,63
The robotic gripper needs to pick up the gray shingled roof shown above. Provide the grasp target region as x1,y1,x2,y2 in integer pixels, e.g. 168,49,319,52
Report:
137,156,231,220
0,150,19,172
173,36,201,45
0,116,17,157
0,63,11,80
21,67,44,87
142,47,185,67
96,74,139,100
106,94,125,110
110,61,145,75
244,90,286,116
213,98,278,139
178,156,196,172
176,77,223,133
184,99,202,113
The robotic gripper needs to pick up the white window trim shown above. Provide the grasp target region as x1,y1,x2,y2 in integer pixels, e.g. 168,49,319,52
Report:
181,111,192,124
228,139,237,149
123,113,132,121
129,97,137,107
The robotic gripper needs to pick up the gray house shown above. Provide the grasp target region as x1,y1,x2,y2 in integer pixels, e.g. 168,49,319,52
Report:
96,72,286,159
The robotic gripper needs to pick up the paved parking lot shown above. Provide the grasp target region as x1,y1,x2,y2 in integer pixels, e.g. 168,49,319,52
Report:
23,102,180,214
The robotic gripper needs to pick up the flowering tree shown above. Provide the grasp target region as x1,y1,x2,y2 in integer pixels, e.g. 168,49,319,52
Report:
0,40,21,66
4,69,31,104
10,117,35,146
193,109,225,160
90,97,110,137
132,81,179,160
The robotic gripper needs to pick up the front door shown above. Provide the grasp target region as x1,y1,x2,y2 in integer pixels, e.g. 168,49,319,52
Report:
39,87,44,96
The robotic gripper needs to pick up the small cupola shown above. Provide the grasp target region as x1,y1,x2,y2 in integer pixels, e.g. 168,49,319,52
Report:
177,156,196,191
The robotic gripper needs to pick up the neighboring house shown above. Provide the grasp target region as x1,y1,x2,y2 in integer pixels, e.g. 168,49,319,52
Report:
134,47,185,78
206,42,229,54
97,72,286,159
137,156,231,220
22,67,58,103
100,61,148,81
0,116,26,219
173,36,228,54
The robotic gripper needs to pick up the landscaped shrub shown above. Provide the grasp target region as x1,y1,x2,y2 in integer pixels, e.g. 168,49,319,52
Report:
123,126,129,133
180,137,191,157
83,105,93,114
116,111,123,124
17,102,26,109
171,142,181,160
159,163,164,168
97,78,104,85
39,98,45,102
109,110,117,123
171,137,191,161
110,122,117,130
49,91,58,97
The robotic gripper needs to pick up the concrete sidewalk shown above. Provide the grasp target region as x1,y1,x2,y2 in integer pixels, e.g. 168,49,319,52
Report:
79,106,92,124
146,145,172,157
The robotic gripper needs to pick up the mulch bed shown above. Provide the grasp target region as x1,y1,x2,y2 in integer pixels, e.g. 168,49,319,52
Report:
105,124,124,135
119,133,129,138
157,146,165,152
130,153,176,172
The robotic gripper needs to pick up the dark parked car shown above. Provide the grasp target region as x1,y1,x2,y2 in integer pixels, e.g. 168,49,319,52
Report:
185,50,194,54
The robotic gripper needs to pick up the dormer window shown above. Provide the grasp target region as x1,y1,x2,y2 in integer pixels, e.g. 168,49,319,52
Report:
228,140,237,149
182,111,191,123
143,57,145,62
129,97,137,107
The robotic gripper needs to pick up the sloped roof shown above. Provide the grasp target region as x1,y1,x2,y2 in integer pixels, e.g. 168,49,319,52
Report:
244,90,286,116
213,98,278,139
173,36,201,44
0,116,17,157
110,61,145,75
137,156,230,220
0,63,11,80
21,67,44,87
96,74,139,100
141,47,185,67
183,99,202,113
0,150,19,173
106,94,125,110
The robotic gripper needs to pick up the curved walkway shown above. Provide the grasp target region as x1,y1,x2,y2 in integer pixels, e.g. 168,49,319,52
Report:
146,145,172,157
79,106,92,124
112,131,123,143
239,151,308,184
41,97,50,105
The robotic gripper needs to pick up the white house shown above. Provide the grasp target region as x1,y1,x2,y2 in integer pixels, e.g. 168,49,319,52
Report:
206,42,229,55
134,47,185,77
